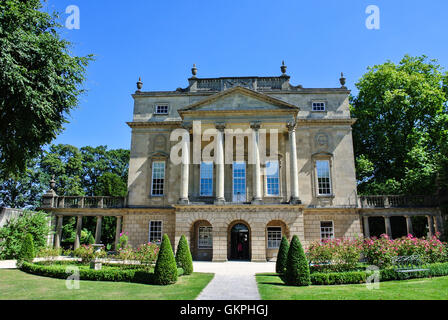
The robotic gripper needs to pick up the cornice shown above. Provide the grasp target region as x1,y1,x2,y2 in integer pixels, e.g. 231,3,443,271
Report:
297,118,357,126
127,121,182,128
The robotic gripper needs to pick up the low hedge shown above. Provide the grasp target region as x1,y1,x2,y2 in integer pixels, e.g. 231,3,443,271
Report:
310,262,448,286
20,262,184,285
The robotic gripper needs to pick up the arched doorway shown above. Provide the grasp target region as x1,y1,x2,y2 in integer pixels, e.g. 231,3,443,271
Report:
229,223,250,260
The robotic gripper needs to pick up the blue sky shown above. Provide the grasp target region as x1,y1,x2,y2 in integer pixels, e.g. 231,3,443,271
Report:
43,0,448,150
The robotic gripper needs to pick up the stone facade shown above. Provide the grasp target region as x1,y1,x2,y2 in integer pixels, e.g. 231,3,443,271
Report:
123,68,363,261
41,66,443,261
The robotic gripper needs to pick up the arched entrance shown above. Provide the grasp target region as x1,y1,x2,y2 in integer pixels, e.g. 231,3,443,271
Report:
229,223,250,260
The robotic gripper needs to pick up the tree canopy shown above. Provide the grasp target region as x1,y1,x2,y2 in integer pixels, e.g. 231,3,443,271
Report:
0,144,130,208
0,0,93,178
351,55,448,196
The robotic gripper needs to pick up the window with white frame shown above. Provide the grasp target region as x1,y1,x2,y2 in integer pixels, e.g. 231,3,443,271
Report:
200,162,213,196
151,161,165,196
149,221,163,244
198,226,213,249
155,105,169,115
266,160,280,196
267,227,282,249
320,221,334,240
233,162,246,203
316,160,332,195
312,102,326,112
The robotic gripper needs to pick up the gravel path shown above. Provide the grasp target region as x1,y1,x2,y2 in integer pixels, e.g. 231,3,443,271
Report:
194,261,275,300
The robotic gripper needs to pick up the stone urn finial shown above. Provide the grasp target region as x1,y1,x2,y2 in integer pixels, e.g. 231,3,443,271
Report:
136,77,143,91
191,64,198,77
281,61,287,75
340,72,346,88
50,175,56,191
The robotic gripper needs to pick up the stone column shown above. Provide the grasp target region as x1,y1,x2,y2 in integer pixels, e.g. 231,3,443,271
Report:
54,215,63,249
179,125,190,204
215,123,226,204
74,216,82,250
95,216,103,244
251,122,263,204
427,215,435,238
405,216,414,236
287,122,301,204
115,216,122,250
363,216,370,238
384,216,392,238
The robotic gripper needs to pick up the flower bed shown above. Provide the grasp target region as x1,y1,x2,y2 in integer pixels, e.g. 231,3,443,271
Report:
307,234,448,271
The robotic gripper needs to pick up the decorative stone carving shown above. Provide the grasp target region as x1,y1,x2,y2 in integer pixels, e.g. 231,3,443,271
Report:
315,132,331,152
153,134,167,152
223,79,255,90
136,77,143,91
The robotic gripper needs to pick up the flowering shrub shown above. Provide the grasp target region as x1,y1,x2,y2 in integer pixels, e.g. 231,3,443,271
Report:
308,238,363,272
307,233,448,271
73,245,107,263
116,243,159,264
36,247,62,259
364,234,447,268
134,243,159,264
117,232,129,250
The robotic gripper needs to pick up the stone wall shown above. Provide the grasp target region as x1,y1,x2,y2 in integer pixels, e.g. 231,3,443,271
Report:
121,206,365,262
302,209,363,248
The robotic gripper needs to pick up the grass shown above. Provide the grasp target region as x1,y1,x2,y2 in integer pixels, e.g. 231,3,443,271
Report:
256,273,448,300
0,269,214,300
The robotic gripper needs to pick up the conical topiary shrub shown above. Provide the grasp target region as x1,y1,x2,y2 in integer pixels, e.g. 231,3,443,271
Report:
154,234,178,285
276,235,289,274
19,234,35,263
175,235,193,275
283,235,311,286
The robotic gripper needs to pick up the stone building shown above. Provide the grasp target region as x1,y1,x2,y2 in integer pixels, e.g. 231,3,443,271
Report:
42,63,443,262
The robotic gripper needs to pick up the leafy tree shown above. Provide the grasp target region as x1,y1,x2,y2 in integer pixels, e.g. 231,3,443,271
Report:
283,235,310,287
94,172,127,197
81,146,129,196
0,211,50,259
154,234,178,285
276,236,289,274
18,234,35,263
40,144,85,196
351,55,448,195
0,0,93,178
0,158,46,208
175,235,193,275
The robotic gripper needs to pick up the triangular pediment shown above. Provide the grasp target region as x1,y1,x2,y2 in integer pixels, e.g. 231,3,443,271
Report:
178,86,299,114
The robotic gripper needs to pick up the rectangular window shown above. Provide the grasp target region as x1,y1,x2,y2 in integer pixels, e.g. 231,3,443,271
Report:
312,102,326,112
149,221,163,244
266,161,280,196
320,221,334,241
200,162,213,196
151,161,165,196
316,160,332,195
233,162,246,203
267,227,282,249
155,105,169,115
198,226,213,249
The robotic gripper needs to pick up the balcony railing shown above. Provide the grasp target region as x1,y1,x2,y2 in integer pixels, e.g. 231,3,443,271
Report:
48,196,126,209
360,195,439,208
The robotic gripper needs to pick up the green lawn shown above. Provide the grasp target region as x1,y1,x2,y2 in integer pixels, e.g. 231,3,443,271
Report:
256,273,448,300
0,269,214,300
